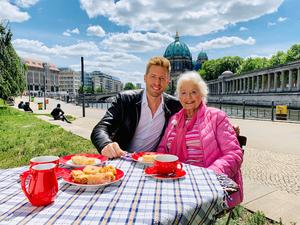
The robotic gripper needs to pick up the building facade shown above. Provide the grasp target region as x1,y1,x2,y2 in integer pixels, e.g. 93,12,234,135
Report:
23,58,60,96
58,68,81,96
91,71,122,93
207,60,300,107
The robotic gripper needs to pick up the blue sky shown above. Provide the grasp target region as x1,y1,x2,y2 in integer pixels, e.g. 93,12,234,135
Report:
1,0,299,85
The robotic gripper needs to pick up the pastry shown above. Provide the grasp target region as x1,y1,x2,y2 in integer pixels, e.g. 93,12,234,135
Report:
71,155,96,165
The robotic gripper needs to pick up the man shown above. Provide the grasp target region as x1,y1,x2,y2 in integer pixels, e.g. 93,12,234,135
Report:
91,56,182,158
23,102,33,112
51,104,71,123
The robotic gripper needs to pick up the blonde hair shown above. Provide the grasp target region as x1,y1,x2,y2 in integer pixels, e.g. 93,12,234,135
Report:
145,56,171,76
176,71,209,103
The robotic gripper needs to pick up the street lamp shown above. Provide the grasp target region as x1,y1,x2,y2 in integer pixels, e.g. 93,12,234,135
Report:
43,63,49,110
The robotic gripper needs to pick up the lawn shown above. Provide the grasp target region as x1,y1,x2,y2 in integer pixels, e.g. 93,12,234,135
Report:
0,105,96,168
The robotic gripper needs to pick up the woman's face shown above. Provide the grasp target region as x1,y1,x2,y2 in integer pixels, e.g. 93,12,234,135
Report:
178,80,202,111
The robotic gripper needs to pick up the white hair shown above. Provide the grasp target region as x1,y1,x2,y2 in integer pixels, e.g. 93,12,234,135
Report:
176,71,209,103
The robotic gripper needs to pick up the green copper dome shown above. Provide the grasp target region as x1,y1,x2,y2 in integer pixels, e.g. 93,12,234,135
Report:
163,32,192,59
197,51,208,61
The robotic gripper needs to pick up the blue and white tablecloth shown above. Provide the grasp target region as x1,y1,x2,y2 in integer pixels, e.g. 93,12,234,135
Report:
0,159,225,225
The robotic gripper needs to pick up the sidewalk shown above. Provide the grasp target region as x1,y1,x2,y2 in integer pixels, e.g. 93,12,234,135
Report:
15,97,300,224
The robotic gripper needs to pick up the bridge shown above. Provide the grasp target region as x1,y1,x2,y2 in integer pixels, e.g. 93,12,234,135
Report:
77,92,119,103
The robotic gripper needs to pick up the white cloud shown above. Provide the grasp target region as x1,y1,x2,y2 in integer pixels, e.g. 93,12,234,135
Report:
240,26,248,31
62,28,80,36
101,32,173,52
62,31,71,36
268,22,276,26
87,25,106,37
193,36,256,51
12,38,142,83
277,16,287,22
0,0,30,22
12,39,99,57
15,0,39,8
80,0,284,36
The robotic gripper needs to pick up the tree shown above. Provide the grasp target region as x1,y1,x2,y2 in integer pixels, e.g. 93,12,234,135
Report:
124,82,136,90
0,22,26,100
199,56,243,81
269,51,287,67
286,44,300,62
236,57,269,74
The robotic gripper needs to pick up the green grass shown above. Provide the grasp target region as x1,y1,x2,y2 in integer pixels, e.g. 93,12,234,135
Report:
0,106,96,168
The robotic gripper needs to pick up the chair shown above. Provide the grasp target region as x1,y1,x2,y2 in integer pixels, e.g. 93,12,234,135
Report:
216,135,247,225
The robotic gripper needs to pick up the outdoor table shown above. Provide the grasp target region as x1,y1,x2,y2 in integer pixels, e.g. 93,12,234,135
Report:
0,159,227,225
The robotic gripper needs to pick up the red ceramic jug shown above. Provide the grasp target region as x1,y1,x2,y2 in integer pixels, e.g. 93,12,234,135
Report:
20,163,58,206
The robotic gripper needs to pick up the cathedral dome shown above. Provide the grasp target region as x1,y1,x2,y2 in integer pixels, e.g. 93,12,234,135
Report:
164,32,192,59
197,51,208,61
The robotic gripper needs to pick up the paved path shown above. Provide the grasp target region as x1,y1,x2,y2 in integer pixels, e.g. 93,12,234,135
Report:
14,97,300,224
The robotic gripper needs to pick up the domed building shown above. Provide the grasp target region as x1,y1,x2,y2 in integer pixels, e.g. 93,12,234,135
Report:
194,50,208,71
163,32,193,79
163,32,208,93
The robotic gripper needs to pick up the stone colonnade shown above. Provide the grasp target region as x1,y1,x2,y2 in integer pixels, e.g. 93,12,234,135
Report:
208,61,300,94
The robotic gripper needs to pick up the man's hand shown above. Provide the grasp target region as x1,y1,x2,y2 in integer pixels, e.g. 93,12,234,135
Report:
101,142,126,158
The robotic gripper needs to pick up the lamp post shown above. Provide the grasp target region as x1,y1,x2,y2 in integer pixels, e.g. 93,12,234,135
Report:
81,57,85,117
42,63,49,110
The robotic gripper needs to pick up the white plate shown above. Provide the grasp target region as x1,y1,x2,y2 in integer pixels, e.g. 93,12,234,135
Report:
65,158,102,168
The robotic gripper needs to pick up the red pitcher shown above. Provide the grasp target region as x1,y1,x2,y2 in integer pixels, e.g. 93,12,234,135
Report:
20,163,58,206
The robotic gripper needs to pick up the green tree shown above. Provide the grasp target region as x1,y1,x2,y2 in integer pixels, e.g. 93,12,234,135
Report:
95,86,103,93
286,44,300,62
269,51,287,67
237,57,269,74
0,22,26,100
199,56,243,81
124,82,136,90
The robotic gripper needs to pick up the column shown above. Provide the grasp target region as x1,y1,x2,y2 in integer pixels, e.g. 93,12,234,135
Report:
297,68,300,91
247,77,250,93
274,72,278,91
267,73,271,91
256,76,259,92
281,71,285,90
288,70,293,91
252,76,255,92
261,75,264,92
222,80,225,94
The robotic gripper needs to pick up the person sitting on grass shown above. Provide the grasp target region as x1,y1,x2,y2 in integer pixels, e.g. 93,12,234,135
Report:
51,104,71,123
18,101,25,109
23,102,33,112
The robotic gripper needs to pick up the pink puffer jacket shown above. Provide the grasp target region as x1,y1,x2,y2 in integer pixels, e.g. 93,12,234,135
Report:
157,103,243,208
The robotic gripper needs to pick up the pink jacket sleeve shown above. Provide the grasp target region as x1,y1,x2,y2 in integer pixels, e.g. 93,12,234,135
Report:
207,111,243,177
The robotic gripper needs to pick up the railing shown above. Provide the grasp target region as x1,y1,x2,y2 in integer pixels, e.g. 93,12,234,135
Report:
208,101,300,122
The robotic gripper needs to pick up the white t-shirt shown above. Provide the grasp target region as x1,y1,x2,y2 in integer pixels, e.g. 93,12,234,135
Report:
128,91,165,152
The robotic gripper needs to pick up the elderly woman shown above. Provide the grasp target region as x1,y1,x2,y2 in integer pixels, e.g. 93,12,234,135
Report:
156,71,243,207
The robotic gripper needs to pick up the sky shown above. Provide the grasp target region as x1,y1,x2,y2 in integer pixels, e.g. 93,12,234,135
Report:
1,0,299,85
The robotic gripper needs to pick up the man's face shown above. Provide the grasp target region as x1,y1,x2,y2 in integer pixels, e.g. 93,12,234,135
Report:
144,65,169,98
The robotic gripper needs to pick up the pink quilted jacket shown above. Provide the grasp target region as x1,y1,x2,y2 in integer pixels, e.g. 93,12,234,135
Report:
157,103,243,208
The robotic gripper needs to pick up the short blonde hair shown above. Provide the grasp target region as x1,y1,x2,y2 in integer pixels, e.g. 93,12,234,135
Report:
176,71,209,103
145,56,171,76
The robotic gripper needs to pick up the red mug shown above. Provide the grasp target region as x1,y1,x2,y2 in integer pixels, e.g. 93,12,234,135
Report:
153,154,182,175
30,156,59,168
20,163,58,206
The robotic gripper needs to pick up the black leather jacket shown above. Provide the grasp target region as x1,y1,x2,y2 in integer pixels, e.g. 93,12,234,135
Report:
91,89,182,153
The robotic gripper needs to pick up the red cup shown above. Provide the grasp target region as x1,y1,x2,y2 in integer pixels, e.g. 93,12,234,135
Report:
30,156,59,168
153,154,182,175
20,163,58,206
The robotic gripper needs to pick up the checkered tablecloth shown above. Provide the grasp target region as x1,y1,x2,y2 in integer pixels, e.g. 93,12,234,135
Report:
0,159,225,225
